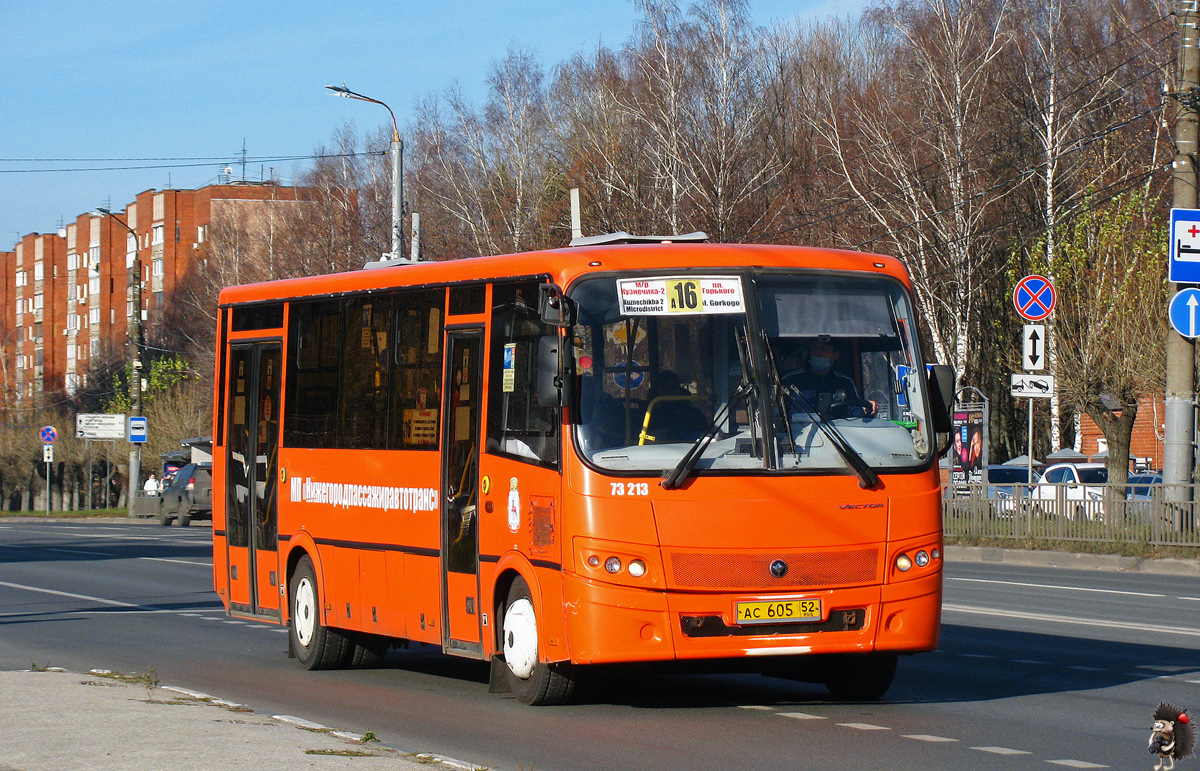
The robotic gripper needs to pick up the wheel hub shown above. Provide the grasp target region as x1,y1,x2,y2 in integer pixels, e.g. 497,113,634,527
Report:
503,597,538,680
294,577,316,647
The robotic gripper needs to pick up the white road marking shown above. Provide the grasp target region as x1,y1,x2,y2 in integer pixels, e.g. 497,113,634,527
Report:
902,735,957,742
972,746,1031,755
1047,760,1107,768
778,712,826,720
138,557,212,567
738,705,773,710
838,723,889,731
0,580,138,608
947,577,1164,598
942,604,1200,638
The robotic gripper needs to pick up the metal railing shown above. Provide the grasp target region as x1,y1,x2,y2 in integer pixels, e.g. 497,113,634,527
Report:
943,482,1200,547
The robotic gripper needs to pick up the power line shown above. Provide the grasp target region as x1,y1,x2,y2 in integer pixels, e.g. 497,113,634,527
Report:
0,151,387,174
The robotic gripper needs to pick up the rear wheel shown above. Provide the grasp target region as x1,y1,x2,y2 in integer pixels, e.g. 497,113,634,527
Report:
348,634,390,668
179,509,192,527
501,577,576,705
289,555,351,670
157,506,172,526
823,653,897,701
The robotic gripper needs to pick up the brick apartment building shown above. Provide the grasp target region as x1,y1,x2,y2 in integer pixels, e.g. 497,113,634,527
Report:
0,182,302,407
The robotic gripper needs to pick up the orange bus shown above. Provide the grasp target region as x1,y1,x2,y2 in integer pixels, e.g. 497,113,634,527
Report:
212,235,955,705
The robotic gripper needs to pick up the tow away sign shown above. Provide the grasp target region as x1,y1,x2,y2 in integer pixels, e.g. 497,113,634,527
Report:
1011,374,1055,398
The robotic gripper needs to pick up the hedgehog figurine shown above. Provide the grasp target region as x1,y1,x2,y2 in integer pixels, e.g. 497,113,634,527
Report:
1149,702,1195,771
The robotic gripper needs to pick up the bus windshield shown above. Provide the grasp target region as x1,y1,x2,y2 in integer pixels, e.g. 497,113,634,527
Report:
571,271,934,475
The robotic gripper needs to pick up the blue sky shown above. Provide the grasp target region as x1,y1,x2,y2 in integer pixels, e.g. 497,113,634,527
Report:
0,0,867,249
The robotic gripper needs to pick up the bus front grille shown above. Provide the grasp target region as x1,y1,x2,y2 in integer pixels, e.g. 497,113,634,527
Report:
680,608,866,638
666,548,879,590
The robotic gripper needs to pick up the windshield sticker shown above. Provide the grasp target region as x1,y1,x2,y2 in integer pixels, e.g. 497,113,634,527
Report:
617,276,745,315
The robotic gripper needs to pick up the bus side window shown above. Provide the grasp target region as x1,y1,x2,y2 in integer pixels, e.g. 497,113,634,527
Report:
389,289,444,450
284,300,342,448
487,281,560,467
339,296,391,449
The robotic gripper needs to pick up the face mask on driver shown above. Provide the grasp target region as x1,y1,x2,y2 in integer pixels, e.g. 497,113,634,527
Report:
808,356,832,371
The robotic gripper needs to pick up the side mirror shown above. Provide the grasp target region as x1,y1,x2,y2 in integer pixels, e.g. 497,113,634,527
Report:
536,335,564,407
927,365,955,433
538,283,574,327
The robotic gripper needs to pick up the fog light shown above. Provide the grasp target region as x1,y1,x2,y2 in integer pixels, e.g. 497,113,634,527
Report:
895,554,912,572
587,555,600,568
605,557,622,574
914,550,929,567
627,560,646,578
931,548,941,560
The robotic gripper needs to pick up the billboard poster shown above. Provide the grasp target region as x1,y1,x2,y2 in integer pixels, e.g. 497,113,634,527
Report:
951,407,986,486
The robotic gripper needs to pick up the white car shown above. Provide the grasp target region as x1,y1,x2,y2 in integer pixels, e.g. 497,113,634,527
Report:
1033,462,1108,521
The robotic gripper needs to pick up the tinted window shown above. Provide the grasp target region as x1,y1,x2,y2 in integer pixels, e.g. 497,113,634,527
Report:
449,284,486,315
340,296,392,449
1044,468,1067,483
231,303,284,331
988,468,1030,484
284,300,341,448
1078,468,1108,484
390,289,444,449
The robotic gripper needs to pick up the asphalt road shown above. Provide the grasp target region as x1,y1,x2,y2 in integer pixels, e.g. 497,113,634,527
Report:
0,519,1196,771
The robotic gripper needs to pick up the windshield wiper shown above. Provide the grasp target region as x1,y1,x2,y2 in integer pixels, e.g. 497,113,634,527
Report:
780,383,880,490
660,379,754,490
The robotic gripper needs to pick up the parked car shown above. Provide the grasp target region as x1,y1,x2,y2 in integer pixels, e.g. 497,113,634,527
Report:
1032,462,1108,520
158,463,212,527
1126,472,1163,501
985,465,1040,516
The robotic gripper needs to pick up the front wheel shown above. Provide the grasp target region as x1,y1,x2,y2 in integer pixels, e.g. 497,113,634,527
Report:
823,653,897,701
501,577,576,705
289,555,351,670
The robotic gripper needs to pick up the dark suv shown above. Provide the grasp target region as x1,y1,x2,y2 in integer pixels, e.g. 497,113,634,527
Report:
158,463,212,527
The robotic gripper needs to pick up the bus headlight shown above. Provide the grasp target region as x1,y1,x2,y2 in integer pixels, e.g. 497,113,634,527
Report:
914,550,929,567
627,560,646,578
605,557,623,574
895,554,913,572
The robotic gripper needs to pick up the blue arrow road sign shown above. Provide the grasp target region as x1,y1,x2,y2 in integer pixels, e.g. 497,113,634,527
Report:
1170,208,1200,283
128,416,148,444
1169,288,1200,338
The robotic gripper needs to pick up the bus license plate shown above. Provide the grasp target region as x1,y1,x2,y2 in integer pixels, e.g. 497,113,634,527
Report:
735,598,821,625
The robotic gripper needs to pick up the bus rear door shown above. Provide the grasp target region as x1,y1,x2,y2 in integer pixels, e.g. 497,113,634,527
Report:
224,342,282,618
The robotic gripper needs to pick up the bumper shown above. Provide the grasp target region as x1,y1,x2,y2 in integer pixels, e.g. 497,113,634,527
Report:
561,570,940,665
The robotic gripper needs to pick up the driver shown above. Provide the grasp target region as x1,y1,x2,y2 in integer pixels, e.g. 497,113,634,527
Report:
781,340,876,418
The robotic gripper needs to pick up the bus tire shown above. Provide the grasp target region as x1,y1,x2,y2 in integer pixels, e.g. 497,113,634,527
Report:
823,653,896,701
289,555,351,670
501,576,576,705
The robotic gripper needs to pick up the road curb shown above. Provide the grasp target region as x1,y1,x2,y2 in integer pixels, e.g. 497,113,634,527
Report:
945,545,1200,575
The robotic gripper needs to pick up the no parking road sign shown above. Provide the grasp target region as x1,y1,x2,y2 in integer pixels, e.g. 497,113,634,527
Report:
39,425,57,444
1013,275,1056,321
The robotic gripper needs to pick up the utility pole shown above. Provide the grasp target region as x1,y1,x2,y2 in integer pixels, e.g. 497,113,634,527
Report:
1166,1,1200,502
97,208,143,516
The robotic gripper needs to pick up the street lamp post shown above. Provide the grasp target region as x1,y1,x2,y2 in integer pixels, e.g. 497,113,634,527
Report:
96,207,143,517
325,83,409,261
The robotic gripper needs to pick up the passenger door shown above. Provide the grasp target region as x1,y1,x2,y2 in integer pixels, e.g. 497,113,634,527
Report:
224,342,283,618
441,330,484,654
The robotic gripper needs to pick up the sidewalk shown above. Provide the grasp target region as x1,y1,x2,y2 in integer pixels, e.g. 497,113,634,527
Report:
0,669,480,771
945,545,1200,575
